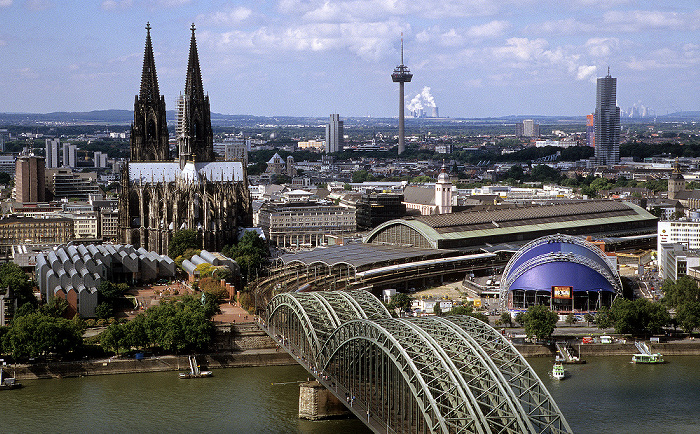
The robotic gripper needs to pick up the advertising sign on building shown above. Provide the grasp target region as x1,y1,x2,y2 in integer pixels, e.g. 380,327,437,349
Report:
552,286,573,299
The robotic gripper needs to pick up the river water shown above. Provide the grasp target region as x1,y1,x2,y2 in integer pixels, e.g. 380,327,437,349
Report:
2,356,699,433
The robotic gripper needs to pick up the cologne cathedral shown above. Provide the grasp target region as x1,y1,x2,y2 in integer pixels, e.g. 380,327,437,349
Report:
119,23,252,255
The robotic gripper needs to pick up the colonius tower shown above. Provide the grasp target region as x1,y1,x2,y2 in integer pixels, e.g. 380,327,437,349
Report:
119,23,252,256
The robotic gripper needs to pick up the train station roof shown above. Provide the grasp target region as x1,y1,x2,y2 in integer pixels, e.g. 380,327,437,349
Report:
364,201,657,250
278,243,457,270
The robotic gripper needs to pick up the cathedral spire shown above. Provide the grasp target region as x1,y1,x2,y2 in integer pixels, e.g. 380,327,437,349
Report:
140,22,160,104
131,22,170,162
185,23,205,103
178,23,214,168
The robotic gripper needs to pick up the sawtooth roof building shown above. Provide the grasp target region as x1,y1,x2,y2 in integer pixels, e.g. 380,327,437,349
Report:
364,201,657,251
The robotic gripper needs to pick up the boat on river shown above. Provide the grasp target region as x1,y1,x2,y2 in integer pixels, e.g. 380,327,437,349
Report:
551,362,567,380
632,341,665,364
179,356,213,379
0,368,22,390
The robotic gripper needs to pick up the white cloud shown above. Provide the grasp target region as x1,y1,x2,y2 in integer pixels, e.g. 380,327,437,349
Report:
148,0,190,7
207,20,401,61
585,37,619,57
101,0,132,10
17,67,39,79
24,0,51,11
0,39,6,46
467,20,509,39
529,18,595,35
603,10,693,32
576,65,596,81
493,37,595,81
0,0,12,7
199,7,253,26
495,37,548,61
624,47,700,71
278,0,499,22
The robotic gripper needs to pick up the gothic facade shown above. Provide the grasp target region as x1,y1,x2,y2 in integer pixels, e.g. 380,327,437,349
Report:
119,24,252,256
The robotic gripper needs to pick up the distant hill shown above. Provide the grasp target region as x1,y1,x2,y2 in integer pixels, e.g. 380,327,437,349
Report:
1,110,698,127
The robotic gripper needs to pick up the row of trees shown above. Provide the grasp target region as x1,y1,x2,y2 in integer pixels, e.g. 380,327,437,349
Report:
100,295,218,355
661,276,700,334
0,299,84,360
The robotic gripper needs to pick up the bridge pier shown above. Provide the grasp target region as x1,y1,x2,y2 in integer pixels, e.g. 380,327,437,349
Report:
298,381,350,420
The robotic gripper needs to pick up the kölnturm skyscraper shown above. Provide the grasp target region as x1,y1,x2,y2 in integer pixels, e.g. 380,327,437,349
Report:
594,69,620,166
392,36,412,155
325,114,344,153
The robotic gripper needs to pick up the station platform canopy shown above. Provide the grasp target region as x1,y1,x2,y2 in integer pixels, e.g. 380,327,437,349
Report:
278,243,458,270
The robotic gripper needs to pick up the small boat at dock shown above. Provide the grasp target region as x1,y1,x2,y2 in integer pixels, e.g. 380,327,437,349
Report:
632,341,665,364
179,355,213,379
0,368,22,390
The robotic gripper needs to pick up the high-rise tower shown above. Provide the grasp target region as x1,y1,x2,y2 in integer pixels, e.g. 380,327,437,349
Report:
177,23,214,168
15,154,45,203
392,36,412,155
325,114,344,153
594,69,620,166
131,23,170,162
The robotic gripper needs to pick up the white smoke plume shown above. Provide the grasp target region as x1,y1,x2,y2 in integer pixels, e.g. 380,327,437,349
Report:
407,86,437,114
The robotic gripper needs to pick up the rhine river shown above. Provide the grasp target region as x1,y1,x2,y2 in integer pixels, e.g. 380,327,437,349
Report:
2,356,699,433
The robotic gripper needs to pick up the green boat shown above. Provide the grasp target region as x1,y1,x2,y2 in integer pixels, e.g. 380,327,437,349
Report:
632,353,665,364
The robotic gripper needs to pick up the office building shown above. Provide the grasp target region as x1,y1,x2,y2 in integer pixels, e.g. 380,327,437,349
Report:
658,243,700,282
594,70,621,165
0,216,74,258
516,120,539,138
94,151,108,168
325,114,344,153
257,202,356,248
0,155,15,176
46,168,100,200
62,143,77,168
15,155,46,203
586,114,595,148
45,138,60,168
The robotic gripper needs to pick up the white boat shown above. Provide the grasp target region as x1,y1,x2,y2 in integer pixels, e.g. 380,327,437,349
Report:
632,353,665,364
551,362,566,380
179,356,213,379
0,368,22,390
632,342,665,364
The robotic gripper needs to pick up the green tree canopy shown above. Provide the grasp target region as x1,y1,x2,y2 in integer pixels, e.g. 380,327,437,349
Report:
387,293,413,312
0,262,37,310
498,312,514,328
2,312,83,359
168,229,202,259
661,276,700,308
521,305,558,340
606,298,670,336
222,231,268,282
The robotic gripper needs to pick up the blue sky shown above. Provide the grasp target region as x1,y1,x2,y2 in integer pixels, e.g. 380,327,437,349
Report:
1,0,699,118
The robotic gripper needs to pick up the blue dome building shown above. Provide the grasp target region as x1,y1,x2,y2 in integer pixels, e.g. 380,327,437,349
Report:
500,234,622,314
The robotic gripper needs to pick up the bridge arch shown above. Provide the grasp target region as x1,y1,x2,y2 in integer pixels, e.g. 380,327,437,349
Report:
263,290,572,434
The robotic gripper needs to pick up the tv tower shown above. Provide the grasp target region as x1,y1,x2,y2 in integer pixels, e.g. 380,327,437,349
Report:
392,35,412,155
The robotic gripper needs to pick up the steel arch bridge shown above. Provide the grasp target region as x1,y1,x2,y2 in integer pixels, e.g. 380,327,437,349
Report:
261,290,572,434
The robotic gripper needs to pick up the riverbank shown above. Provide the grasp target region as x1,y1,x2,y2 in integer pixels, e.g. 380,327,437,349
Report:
11,322,296,381
516,339,700,357
9,321,700,380
12,349,296,380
